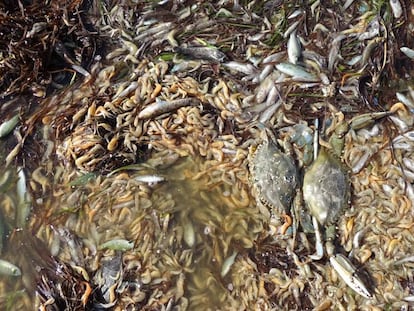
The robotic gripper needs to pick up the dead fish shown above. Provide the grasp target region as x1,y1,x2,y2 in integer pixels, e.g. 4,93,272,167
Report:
275,62,319,82
358,18,381,41
262,51,285,64
360,37,384,65
134,174,165,185
174,46,227,62
396,92,414,109
390,0,403,18
287,30,301,64
54,41,90,77
288,9,304,19
138,98,199,119
328,34,346,72
221,251,238,277
0,114,19,138
135,22,173,41
0,259,21,276
183,218,195,247
113,82,138,99
98,239,134,251
283,20,300,38
401,47,414,59
16,167,31,228
223,61,257,75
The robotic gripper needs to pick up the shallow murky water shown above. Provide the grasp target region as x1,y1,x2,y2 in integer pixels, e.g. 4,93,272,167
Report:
0,158,34,310
0,142,263,310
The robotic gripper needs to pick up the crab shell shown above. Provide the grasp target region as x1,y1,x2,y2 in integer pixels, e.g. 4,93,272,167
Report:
302,147,350,226
249,136,298,215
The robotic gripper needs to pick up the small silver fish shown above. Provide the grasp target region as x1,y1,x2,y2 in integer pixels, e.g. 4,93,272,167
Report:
54,41,90,77
396,92,414,109
287,30,301,64
16,167,31,228
98,239,134,251
288,9,304,19
113,82,138,99
360,37,384,65
138,98,199,119
283,20,300,38
0,259,21,276
223,61,257,75
135,175,165,185
174,46,226,62
221,251,238,277
275,62,319,82
390,0,403,18
401,47,414,59
0,115,19,138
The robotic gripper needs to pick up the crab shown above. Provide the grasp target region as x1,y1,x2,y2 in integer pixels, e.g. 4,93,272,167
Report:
303,111,393,256
302,110,393,299
248,128,299,233
303,145,350,259
248,110,393,299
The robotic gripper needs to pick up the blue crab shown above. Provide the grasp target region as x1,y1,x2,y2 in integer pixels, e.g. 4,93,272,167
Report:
303,145,350,258
248,111,391,299
248,128,299,232
302,111,392,299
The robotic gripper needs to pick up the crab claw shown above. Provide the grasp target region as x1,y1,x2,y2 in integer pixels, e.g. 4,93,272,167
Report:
349,111,392,130
330,254,373,299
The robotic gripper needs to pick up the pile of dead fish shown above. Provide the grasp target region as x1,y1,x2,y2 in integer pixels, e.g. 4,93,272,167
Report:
0,0,414,310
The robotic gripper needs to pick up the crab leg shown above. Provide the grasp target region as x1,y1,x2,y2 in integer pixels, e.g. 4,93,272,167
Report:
325,225,336,257
309,216,324,260
313,118,319,160
290,188,307,250
349,111,393,130
309,118,324,260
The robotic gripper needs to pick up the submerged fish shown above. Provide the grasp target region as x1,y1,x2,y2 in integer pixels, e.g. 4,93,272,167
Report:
0,114,19,138
135,174,165,185
0,259,21,276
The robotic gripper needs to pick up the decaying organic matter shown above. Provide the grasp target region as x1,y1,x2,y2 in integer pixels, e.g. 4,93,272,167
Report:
1,0,414,310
